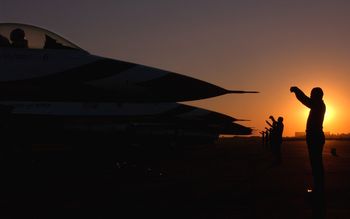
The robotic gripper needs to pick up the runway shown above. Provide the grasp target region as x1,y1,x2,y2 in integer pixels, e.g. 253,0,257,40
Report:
15,138,350,218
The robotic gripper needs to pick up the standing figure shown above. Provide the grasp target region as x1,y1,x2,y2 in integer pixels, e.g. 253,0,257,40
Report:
290,86,326,218
264,127,270,149
266,116,284,165
259,131,266,148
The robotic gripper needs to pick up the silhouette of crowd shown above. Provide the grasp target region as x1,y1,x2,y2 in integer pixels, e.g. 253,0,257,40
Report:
261,115,284,165
259,86,326,218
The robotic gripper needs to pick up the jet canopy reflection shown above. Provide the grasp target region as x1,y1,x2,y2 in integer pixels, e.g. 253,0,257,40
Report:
0,23,86,52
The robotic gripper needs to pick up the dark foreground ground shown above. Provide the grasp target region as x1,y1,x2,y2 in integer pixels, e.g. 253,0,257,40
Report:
8,138,350,218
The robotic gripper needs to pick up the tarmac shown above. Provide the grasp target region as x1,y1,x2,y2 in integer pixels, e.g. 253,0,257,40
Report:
253,139,350,218
18,138,350,218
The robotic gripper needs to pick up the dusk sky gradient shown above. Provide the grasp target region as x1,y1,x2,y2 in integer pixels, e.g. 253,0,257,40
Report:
2,0,350,136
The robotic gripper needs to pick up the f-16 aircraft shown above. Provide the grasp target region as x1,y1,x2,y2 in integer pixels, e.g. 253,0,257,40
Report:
5,102,251,147
0,23,255,150
0,23,257,102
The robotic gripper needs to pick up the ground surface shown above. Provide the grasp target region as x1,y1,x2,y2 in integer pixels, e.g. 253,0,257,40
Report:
24,138,350,218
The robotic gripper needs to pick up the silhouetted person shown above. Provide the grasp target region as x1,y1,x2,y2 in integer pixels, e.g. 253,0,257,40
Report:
291,86,326,218
259,131,265,148
0,34,10,47
263,131,269,149
267,116,284,165
264,127,270,149
10,28,28,48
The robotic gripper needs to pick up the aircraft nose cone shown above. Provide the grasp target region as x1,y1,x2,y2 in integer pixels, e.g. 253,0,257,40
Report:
137,73,229,102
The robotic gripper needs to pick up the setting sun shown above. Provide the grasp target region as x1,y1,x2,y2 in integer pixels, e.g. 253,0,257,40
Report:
324,104,335,127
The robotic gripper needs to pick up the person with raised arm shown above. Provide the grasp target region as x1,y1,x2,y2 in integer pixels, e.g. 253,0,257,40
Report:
266,115,284,165
290,86,326,218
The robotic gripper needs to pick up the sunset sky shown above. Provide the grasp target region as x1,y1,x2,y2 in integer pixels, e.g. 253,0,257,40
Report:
2,0,350,136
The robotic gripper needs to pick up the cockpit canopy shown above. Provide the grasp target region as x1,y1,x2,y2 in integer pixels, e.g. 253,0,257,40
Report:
0,23,86,52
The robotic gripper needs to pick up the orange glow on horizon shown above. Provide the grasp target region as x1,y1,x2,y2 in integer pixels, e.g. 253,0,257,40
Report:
282,84,344,136
324,104,335,129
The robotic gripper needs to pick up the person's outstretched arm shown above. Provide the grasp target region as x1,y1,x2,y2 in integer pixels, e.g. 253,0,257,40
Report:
269,115,277,123
266,120,273,127
290,86,311,108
